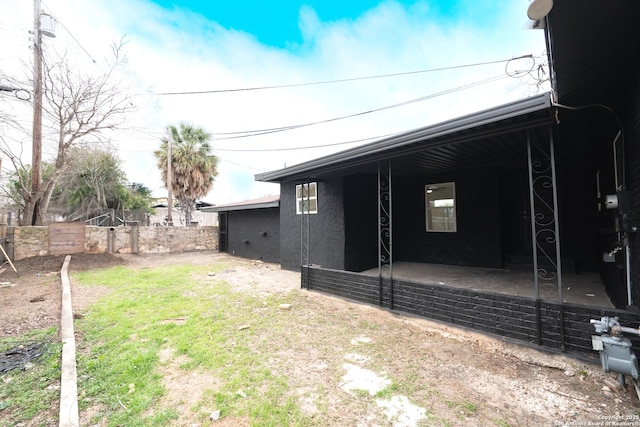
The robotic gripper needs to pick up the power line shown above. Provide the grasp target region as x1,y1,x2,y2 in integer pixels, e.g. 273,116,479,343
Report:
41,1,96,64
147,55,535,96
2,56,538,161
112,71,510,150
95,70,518,155
102,67,517,144
213,133,396,152
211,153,262,171
213,73,509,140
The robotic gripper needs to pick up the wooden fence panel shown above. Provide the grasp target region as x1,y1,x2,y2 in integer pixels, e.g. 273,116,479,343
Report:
48,222,85,255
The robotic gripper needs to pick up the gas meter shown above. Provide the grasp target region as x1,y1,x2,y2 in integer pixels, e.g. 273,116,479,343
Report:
591,316,640,385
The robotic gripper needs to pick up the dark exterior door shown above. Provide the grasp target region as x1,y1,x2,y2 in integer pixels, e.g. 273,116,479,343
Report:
500,169,532,266
218,212,228,252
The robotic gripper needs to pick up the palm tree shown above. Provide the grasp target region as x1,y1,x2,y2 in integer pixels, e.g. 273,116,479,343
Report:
154,123,218,226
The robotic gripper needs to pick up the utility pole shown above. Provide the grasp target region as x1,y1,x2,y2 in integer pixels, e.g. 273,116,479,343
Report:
31,0,43,225
166,128,174,226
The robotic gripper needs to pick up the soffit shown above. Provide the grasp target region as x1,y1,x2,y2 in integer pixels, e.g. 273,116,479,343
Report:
256,93,554,183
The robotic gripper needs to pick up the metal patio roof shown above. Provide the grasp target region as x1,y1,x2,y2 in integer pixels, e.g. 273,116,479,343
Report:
255,93,555,183
202,195,280,212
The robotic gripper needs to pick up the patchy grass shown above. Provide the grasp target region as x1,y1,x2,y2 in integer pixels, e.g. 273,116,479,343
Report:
493,418,513,427
445,398,479,420
74,263,308,426
374,382,399,399
74,260,461,425
64,256,598,426
0,328,62,425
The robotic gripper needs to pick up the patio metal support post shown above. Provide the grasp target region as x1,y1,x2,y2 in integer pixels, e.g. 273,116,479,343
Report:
378,165,382,306
549,126,565,352
307,182,311,290
378,161,393,308
526,131,542,346
300,182,311,290
526,126,565,352
300,184,304,289
389,161,393,309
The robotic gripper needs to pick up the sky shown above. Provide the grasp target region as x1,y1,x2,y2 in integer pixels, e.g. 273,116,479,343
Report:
0,0,548,205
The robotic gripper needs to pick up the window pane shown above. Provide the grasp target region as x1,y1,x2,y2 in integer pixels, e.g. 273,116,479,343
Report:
296,182,318,214
426,182,456,232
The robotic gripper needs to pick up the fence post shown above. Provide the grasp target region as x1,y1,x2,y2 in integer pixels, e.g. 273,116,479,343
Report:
107,227,115,254
130,222,139,254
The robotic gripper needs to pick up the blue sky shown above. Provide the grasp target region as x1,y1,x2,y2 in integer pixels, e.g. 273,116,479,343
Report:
134,0,504,51
149,0,463,47
1,0,548,204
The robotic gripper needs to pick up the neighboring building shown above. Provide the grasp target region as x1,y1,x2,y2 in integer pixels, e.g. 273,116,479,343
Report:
204,196,280,263
245,1,640,357
150,201,218,227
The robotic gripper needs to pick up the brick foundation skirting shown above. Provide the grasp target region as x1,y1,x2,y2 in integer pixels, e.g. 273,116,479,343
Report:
303,266,640,358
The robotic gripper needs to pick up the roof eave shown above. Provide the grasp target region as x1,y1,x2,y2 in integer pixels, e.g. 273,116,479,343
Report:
255,93,553,183
203,200,280,212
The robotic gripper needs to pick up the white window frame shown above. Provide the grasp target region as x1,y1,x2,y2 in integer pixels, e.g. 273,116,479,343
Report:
425,182,456,232
296,182,318,214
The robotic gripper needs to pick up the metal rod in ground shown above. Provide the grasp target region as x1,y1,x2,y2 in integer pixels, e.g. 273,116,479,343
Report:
0,244,19,277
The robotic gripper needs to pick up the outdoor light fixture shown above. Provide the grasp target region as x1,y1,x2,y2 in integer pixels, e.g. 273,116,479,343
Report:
527,0,554,20
426,185,440,193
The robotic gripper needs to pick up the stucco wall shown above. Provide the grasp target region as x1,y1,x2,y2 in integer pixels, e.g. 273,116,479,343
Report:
343,170,504,272
344,174,379,272
226,207,280,263
280,179,346,271
281,169,504,272
6,225,218,260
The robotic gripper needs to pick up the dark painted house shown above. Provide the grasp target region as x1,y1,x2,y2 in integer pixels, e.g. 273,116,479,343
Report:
248,0,640,357
205,196,280,263
269,95,558,273
542,0,640,310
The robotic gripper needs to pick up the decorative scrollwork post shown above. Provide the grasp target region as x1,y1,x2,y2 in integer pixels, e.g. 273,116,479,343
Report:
378,161,393,307
527,127,565,350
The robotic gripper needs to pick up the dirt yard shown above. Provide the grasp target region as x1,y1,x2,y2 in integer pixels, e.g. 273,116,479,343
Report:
1,251,639,426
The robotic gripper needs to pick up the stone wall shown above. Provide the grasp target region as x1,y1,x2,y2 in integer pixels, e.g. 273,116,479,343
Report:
4,225,218,260
7,226,49,260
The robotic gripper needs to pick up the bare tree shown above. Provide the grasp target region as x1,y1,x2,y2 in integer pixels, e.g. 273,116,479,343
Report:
0,74,32,218
0,41,135,225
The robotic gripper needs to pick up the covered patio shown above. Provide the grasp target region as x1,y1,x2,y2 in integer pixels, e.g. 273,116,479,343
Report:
361,262,613,307
302,263,630,357
292,94,608,311
258,93,635,356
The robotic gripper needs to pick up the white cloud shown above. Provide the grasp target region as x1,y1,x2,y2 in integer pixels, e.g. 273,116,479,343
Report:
1,0,547,205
